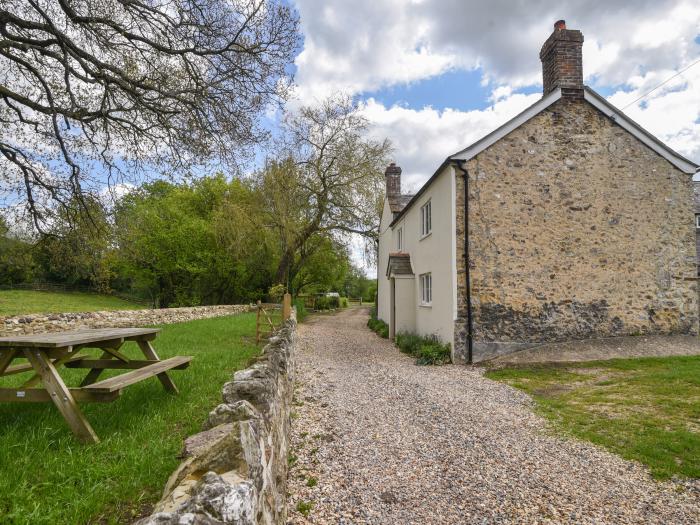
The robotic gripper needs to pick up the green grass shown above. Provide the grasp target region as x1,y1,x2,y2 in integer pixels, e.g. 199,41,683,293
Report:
0,290,141,316
485,355,700,480
0,313,260,524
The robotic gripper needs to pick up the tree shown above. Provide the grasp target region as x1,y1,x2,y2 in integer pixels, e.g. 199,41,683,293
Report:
0,216,38,284
35,195,111,289
0,0,299,230
113,175,276,306
266,95,391,285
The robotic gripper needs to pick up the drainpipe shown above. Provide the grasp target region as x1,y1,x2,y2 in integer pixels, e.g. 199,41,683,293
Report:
453,160,474,364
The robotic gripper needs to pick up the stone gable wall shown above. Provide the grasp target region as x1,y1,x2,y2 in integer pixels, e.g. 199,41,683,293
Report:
454,97,699,362
1,305,253,336
136,314,296,525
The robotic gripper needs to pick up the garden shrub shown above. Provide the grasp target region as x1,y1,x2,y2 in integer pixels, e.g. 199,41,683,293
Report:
293,298,308,322
395,332,451,365
367,309,389,338
339,297,349,308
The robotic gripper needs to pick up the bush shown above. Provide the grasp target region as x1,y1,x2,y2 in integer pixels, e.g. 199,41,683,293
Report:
395,332,451,365
339,297,349,308
367,316,389,338
315,295,339,310
293,298,307,322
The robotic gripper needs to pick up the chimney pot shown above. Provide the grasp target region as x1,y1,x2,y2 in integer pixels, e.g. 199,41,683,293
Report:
554,20,566,30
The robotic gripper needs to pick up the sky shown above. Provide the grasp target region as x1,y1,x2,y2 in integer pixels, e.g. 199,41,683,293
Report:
284,0,700,275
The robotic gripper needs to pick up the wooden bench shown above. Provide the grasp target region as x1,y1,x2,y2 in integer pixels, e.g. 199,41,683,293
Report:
0,328,193,444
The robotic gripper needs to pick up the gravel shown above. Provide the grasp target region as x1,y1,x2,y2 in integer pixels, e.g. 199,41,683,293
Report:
287,308,700,524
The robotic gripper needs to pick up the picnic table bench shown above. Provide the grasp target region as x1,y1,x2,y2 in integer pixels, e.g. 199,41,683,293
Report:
0,328,192,444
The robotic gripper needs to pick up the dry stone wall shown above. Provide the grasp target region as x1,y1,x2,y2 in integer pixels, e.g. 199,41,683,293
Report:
454,97,699,363
136,314,297,525
0,305,253,335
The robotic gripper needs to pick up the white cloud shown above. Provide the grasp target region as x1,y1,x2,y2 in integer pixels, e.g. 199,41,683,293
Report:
292,0,700,99
360,91,541,190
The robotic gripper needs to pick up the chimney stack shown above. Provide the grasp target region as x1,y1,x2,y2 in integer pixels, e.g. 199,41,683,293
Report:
385,163,402,197
539,20,584,98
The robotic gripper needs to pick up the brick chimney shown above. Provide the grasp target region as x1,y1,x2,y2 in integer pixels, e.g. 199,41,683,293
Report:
385,163,401,197
539,20,584,98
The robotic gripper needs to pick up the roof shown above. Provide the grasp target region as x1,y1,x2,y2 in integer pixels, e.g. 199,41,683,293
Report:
390,85,699,228
387,193,414,214
386,252,414,277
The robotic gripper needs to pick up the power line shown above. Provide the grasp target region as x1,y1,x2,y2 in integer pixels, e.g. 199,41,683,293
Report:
621,57,700,110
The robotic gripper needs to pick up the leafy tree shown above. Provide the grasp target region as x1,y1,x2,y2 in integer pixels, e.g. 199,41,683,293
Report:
0,216,37,285
35,196,111,289
113,175,277,306
291,236,351,295
269,95,391,285
0,0,299,230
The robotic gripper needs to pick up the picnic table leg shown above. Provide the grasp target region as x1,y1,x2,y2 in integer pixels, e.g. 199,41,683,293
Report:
0,349,16,376
80,351,114,386
23,348,100,444
137,340,179,394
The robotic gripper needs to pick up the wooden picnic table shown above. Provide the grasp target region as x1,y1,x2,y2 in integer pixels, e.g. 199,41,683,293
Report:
0,328,192,444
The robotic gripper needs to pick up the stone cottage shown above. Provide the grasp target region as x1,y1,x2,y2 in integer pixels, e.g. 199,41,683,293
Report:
377,20,700,363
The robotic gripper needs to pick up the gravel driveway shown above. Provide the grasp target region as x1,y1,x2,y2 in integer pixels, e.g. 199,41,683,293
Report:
287,308,699,524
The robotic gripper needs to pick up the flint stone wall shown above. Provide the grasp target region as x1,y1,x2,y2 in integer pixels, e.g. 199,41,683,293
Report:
136,314,297,525
0,305,253,335
454,97,699,363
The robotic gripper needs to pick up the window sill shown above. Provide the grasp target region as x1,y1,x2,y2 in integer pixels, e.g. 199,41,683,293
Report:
419,232,432,241
419,303,432,308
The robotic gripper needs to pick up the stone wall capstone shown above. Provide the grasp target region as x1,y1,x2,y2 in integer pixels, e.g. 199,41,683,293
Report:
135,313,297,525
0,305,253,336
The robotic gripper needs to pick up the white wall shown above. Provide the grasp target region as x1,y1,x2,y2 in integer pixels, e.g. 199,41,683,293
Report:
377,166,457,347
377,199,393,324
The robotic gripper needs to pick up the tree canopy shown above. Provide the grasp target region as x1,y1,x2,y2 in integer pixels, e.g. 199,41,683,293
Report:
0,0,299,230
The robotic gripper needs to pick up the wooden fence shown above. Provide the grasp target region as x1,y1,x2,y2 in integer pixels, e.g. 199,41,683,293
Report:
255,293,292,344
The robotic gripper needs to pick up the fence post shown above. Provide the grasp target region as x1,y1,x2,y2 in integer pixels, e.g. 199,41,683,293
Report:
282,293,292,321
256,300,262,344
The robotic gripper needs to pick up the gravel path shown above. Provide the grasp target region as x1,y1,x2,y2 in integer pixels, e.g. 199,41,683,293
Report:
287,308,699,524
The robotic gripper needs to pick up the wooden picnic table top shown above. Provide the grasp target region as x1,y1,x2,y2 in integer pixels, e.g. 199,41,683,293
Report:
0,328,161,348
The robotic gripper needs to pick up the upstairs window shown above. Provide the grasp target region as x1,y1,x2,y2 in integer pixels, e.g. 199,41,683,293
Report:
420,273,432,305
696,214,700,228
397,227,403,250
420,200,432,237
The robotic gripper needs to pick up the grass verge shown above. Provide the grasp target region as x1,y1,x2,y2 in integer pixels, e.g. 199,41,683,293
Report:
0,289,140,316
0,313,260,524
485,355,700,480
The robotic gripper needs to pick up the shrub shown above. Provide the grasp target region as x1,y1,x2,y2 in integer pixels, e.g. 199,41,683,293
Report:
293,298,307,322
395,332,451,365
315,295,339,310
339,297,349,308
367,316,389,338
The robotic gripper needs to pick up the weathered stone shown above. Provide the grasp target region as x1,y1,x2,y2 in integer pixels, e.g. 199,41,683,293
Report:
453,98,699,363
0,304,253,336
183,424,236,459
204,402,259,431
138,316,297,525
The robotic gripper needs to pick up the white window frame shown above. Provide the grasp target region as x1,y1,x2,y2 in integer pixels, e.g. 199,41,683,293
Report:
397,227,403,250
420,200,432,238
420,273,432,306
696,214,700,229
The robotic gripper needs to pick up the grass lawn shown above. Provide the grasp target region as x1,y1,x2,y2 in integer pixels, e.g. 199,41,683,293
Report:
0,289,141,316
485,355,700,480
0,313,260,525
